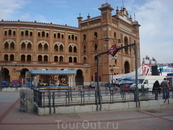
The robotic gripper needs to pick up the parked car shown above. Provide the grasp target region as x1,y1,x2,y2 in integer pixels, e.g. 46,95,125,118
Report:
0,81,9,87
10,80,21,87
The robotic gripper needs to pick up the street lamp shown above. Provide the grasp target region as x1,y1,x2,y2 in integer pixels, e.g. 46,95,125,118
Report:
95,36,139,110
106,38,139,107
95,37,121,111
105,37,121,43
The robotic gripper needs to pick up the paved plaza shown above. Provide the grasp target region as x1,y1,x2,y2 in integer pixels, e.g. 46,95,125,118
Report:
0,91,173,130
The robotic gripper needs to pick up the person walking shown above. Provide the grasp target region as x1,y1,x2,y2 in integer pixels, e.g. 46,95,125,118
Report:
152,80,161,100
161,78,169,102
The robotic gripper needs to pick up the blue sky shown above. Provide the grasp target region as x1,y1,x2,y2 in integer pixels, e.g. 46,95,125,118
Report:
0,0,173,64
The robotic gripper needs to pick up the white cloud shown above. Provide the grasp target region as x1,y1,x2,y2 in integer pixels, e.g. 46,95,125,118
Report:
21,13,30,20
135,0,173,63
0,0,28,20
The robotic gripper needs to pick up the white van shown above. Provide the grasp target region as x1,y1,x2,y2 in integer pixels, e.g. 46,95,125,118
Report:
130,76,166,91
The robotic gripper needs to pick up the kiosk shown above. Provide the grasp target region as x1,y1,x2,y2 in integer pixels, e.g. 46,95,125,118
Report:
27,68,77,89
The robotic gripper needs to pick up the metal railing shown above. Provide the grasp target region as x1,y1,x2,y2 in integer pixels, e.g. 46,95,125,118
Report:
33,86,173,114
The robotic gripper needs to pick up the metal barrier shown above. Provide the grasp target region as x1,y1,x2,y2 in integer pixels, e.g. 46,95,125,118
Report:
33,87,173,114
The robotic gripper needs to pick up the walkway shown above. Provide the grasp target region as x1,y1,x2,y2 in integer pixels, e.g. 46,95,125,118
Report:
0,91,173,130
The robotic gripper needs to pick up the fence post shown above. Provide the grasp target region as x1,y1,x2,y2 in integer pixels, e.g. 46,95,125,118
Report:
52,92,55,114
110,89,114,104
80,90,85,105
48,90,51,114
65,90,70,106
78,87,81,96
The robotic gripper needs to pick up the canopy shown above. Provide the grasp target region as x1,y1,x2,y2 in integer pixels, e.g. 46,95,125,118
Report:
29,68,77,75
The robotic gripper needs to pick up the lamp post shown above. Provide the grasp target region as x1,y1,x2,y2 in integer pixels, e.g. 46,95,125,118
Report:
105,37,139,107
95,37,121,111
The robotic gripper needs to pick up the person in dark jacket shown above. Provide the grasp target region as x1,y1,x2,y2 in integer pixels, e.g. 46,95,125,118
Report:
152,80,161,100
161,78,169,100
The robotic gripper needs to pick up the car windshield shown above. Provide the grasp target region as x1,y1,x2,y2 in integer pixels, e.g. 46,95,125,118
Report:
138,79,144,84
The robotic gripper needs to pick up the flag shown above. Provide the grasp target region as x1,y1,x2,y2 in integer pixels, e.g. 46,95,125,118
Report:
152,57,156,61
145,56,150,60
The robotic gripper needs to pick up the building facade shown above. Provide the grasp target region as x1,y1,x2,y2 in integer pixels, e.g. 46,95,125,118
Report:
0,2,140,86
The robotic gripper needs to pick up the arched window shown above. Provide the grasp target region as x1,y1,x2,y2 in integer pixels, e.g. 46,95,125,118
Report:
60,56,63,62
4,31,7,35
83,34,86,40
74,57,77,63
72,35,74,40
38,55,42,61
30,32,32,36
69,57,72,62
10,54,14,61
124,37,128,54
8,30,12,35
25,30,28,36
68,35,70,39
54,33,56,38
13,31,15,35
44,44,48,50
38,43,42,50
21,31,24,36
114,32,117,38
94,32,97,38
27,43,32,50
58,33,60,38
83,57,87,63
42,31,45,37
10,42,15,49
21,55,25,61
62,34,64,38
44,55,48,62
75,36,77,40
46,33,49,37
60,45,63,52
69,45,72,52
54,56,58,62
94,43,97,51
38,32,40,36
4,42,9,49
54,44,58,51
27,55,31,61
21,42,26,49
114,59,117,64
95,56,97,64
4,54,8,61
74,46,77,52
84,45,86,52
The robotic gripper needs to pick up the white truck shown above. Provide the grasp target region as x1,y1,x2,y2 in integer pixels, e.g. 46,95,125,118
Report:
130,76,166,91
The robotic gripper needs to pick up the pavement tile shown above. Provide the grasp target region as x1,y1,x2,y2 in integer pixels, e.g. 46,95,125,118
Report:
0,91,173,130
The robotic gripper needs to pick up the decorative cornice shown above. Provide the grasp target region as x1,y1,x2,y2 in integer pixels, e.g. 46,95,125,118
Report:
0,20,80,31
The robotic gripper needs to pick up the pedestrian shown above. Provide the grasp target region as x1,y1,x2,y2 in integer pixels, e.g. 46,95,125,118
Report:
161,78,169,101
152,80,161,100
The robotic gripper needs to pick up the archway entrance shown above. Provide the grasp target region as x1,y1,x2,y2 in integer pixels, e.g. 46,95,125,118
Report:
124,61,130,73
75,69,84,85
20,68,29,80
1,68,10,82
19,68,29,85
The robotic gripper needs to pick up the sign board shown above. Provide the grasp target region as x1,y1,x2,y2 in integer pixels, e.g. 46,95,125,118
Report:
108,45,118,57
109,56,118,60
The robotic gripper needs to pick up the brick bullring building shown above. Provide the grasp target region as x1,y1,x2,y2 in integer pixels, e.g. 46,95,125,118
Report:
0,2,140,86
